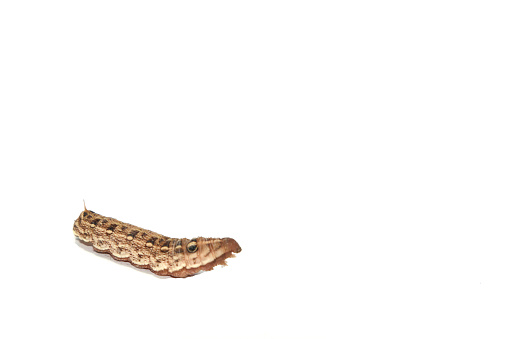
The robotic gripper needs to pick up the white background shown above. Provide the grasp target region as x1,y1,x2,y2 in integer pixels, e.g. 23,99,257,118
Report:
1,1,508,338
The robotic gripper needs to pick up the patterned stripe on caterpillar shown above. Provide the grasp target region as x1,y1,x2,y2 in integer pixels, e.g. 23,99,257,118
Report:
73,208,242,278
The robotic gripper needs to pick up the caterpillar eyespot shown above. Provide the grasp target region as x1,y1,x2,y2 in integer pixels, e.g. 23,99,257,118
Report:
187,240,198,253
73,206,242,278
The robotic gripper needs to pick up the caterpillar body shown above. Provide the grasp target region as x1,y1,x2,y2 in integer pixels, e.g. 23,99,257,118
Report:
73,207,242,278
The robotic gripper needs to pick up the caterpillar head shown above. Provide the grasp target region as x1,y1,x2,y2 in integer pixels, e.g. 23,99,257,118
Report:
171,237,242,277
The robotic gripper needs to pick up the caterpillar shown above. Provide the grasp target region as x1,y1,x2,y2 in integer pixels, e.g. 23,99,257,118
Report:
73,205,242,277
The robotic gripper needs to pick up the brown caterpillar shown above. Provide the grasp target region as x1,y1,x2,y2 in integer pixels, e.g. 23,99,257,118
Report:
73,205,242,277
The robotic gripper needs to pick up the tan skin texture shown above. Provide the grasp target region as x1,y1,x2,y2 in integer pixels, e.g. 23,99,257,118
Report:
73,208,241,278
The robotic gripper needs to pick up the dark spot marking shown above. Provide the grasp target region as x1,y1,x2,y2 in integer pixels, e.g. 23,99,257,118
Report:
127,230,140,240
107,224,118,233
160,238,172,252
102,219,108,224
91,219,100,225
83,212,88,217
121,226,127,231
141,232,147,238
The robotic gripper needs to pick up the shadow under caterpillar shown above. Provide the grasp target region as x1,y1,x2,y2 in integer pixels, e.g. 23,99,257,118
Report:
73,206,242,278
